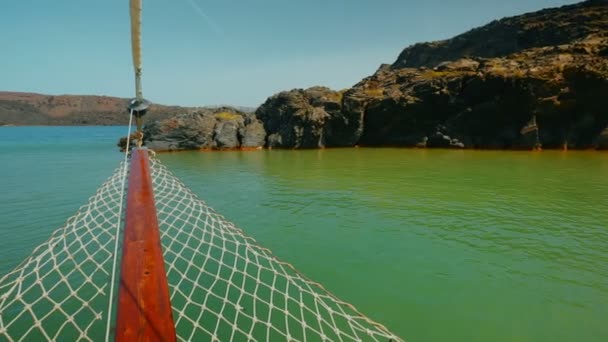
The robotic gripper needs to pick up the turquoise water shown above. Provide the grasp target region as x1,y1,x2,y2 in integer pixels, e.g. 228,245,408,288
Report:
1,126,608,341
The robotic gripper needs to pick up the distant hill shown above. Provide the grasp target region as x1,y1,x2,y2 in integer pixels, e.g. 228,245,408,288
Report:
0,92,253,126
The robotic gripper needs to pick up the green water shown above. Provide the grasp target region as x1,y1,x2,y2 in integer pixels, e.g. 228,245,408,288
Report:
1,127,607,341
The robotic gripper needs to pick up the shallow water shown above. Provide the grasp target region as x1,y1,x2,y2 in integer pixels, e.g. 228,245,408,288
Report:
1,126,607,341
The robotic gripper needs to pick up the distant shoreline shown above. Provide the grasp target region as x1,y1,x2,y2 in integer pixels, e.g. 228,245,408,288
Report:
149,146,608,153
4,125,607,152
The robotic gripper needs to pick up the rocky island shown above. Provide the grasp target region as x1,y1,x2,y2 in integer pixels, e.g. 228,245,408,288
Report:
137,0,608,151
138,107,265,151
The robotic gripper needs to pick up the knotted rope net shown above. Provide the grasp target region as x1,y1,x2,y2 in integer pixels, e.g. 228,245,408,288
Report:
0,155,401,341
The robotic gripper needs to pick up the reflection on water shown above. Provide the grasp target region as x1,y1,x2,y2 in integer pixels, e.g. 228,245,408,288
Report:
1,127,607,341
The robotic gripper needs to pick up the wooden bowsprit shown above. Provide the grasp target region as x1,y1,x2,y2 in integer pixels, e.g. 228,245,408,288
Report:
115,2,174,337
115,148,176,341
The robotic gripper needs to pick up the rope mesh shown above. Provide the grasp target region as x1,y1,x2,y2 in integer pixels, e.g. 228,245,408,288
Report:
0,164,126,341
0,155,401,341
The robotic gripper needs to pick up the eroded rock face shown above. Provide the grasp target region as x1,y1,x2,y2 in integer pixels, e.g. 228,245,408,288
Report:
391,0,608,69
256,87,347,148
240,117,267,148
254,0,608,150
136,107,265,151
353,34,608,149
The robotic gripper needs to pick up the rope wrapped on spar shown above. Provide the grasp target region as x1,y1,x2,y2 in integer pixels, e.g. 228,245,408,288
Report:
127,0,150,147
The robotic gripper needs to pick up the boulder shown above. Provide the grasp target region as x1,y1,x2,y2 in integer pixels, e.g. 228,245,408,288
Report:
240,117,266,148
214,120,241,149
144,112,216,151
256,87,347,148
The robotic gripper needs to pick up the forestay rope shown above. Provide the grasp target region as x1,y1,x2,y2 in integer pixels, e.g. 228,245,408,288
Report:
104,108,133,342
127,0,149,145
106,0,146,336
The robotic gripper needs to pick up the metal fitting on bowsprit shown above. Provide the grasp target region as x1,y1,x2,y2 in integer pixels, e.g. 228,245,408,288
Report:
127,98,151,118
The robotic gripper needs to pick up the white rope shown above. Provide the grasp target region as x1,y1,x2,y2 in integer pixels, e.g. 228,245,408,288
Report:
104,109,134,342
0,164,127,341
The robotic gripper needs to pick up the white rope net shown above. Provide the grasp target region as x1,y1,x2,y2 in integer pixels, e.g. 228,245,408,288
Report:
0,164,126,341
0,155,401,342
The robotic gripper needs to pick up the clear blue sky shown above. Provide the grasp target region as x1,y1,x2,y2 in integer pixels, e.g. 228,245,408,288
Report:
1,0,579,107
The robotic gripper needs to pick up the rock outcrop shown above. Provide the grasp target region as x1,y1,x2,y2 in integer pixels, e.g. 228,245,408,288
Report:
391,0,608,69
255,0,608,150
131,107,265,151
353,34,608,149
256,87,351,148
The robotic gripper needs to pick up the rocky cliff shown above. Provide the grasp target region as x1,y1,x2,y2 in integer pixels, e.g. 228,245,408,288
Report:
256,0,608,150
392,0,608,69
